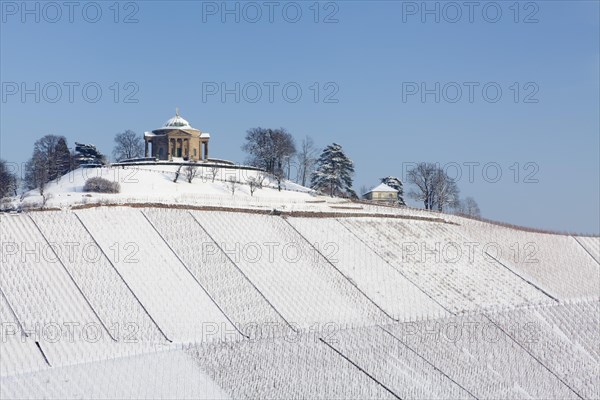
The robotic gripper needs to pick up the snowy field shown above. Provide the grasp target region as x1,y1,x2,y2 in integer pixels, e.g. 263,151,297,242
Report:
1,167,599,399
1,348,229,400
286,217,449,321
337,218,553,313
7,165,325,213
4,164,449,219
192,211,390,329
458,219,600,300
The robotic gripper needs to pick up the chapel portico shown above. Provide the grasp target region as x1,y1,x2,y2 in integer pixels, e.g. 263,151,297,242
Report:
144,109,210,161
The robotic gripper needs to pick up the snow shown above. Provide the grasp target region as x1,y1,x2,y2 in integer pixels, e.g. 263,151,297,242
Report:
1,348,229,400
161,114,195,130
0,333,48,377
488,304,599,399
28,211,165,343
573,236,600,264
194,211,391,329
457,219,600,300
383,310,580,399
337,217,550,314
15,165,327,211
0,214,108,349
533,300,600,362
8,165,466,220
142,208,292,339
2,181,599,398
287,217,449,321
323,326,469,399
74,207,242,343
4,300,596,399
364,183,398,194
187,332,395,399
0,292,48,376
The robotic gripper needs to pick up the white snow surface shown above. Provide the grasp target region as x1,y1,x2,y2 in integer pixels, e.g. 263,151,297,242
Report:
15,165,323,212
364,182,398,194
8,164,450,218
1,166,599,399
1,348,229,400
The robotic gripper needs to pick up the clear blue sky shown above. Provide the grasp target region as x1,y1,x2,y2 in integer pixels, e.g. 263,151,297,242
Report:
1,1,598,233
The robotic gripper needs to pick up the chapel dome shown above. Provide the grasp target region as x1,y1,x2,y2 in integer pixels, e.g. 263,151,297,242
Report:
164,109,192,129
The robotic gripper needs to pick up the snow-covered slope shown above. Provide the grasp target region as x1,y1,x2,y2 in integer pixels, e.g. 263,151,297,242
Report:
193,211,390,328
8,164,453,217
13,165,320,212
142,208,292,339
74,207,241,343
286,217,449,321
29,211,165,343
459,219,600,300
337,218,552,313
1,166,599,399
1,348,229,400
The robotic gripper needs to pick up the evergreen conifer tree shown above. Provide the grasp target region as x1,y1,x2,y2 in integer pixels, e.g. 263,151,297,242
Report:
311,143,356,198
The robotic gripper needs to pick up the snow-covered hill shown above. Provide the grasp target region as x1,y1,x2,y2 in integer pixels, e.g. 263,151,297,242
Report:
6,164,453,219
13,164,316,211
1,165,599,399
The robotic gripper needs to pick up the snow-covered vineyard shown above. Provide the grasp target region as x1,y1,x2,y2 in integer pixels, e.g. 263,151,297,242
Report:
1,166,599,399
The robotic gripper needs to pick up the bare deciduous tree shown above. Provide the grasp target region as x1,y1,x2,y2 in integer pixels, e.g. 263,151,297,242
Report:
256,172,267,188
113,130,144,161
227,177,237,195
296,135,317,187
173,165,182,183
25,156,48,196
456,196,481,217
246,175,263,196
242,127,296,175
407,163,460,211
407,162,437,210
25,135,72,195
184,164,199,183
359,184,370,199
209,166,219,183
41,192,53,208
433,170,460,212
274,169,285,192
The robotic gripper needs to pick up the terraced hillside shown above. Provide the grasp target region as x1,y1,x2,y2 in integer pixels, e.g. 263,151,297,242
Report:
1,206,598,399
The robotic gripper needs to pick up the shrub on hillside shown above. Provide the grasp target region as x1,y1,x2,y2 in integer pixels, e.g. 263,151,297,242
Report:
83,177,120,193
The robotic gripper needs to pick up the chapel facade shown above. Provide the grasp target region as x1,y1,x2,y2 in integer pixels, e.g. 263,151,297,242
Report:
144,110,210,161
